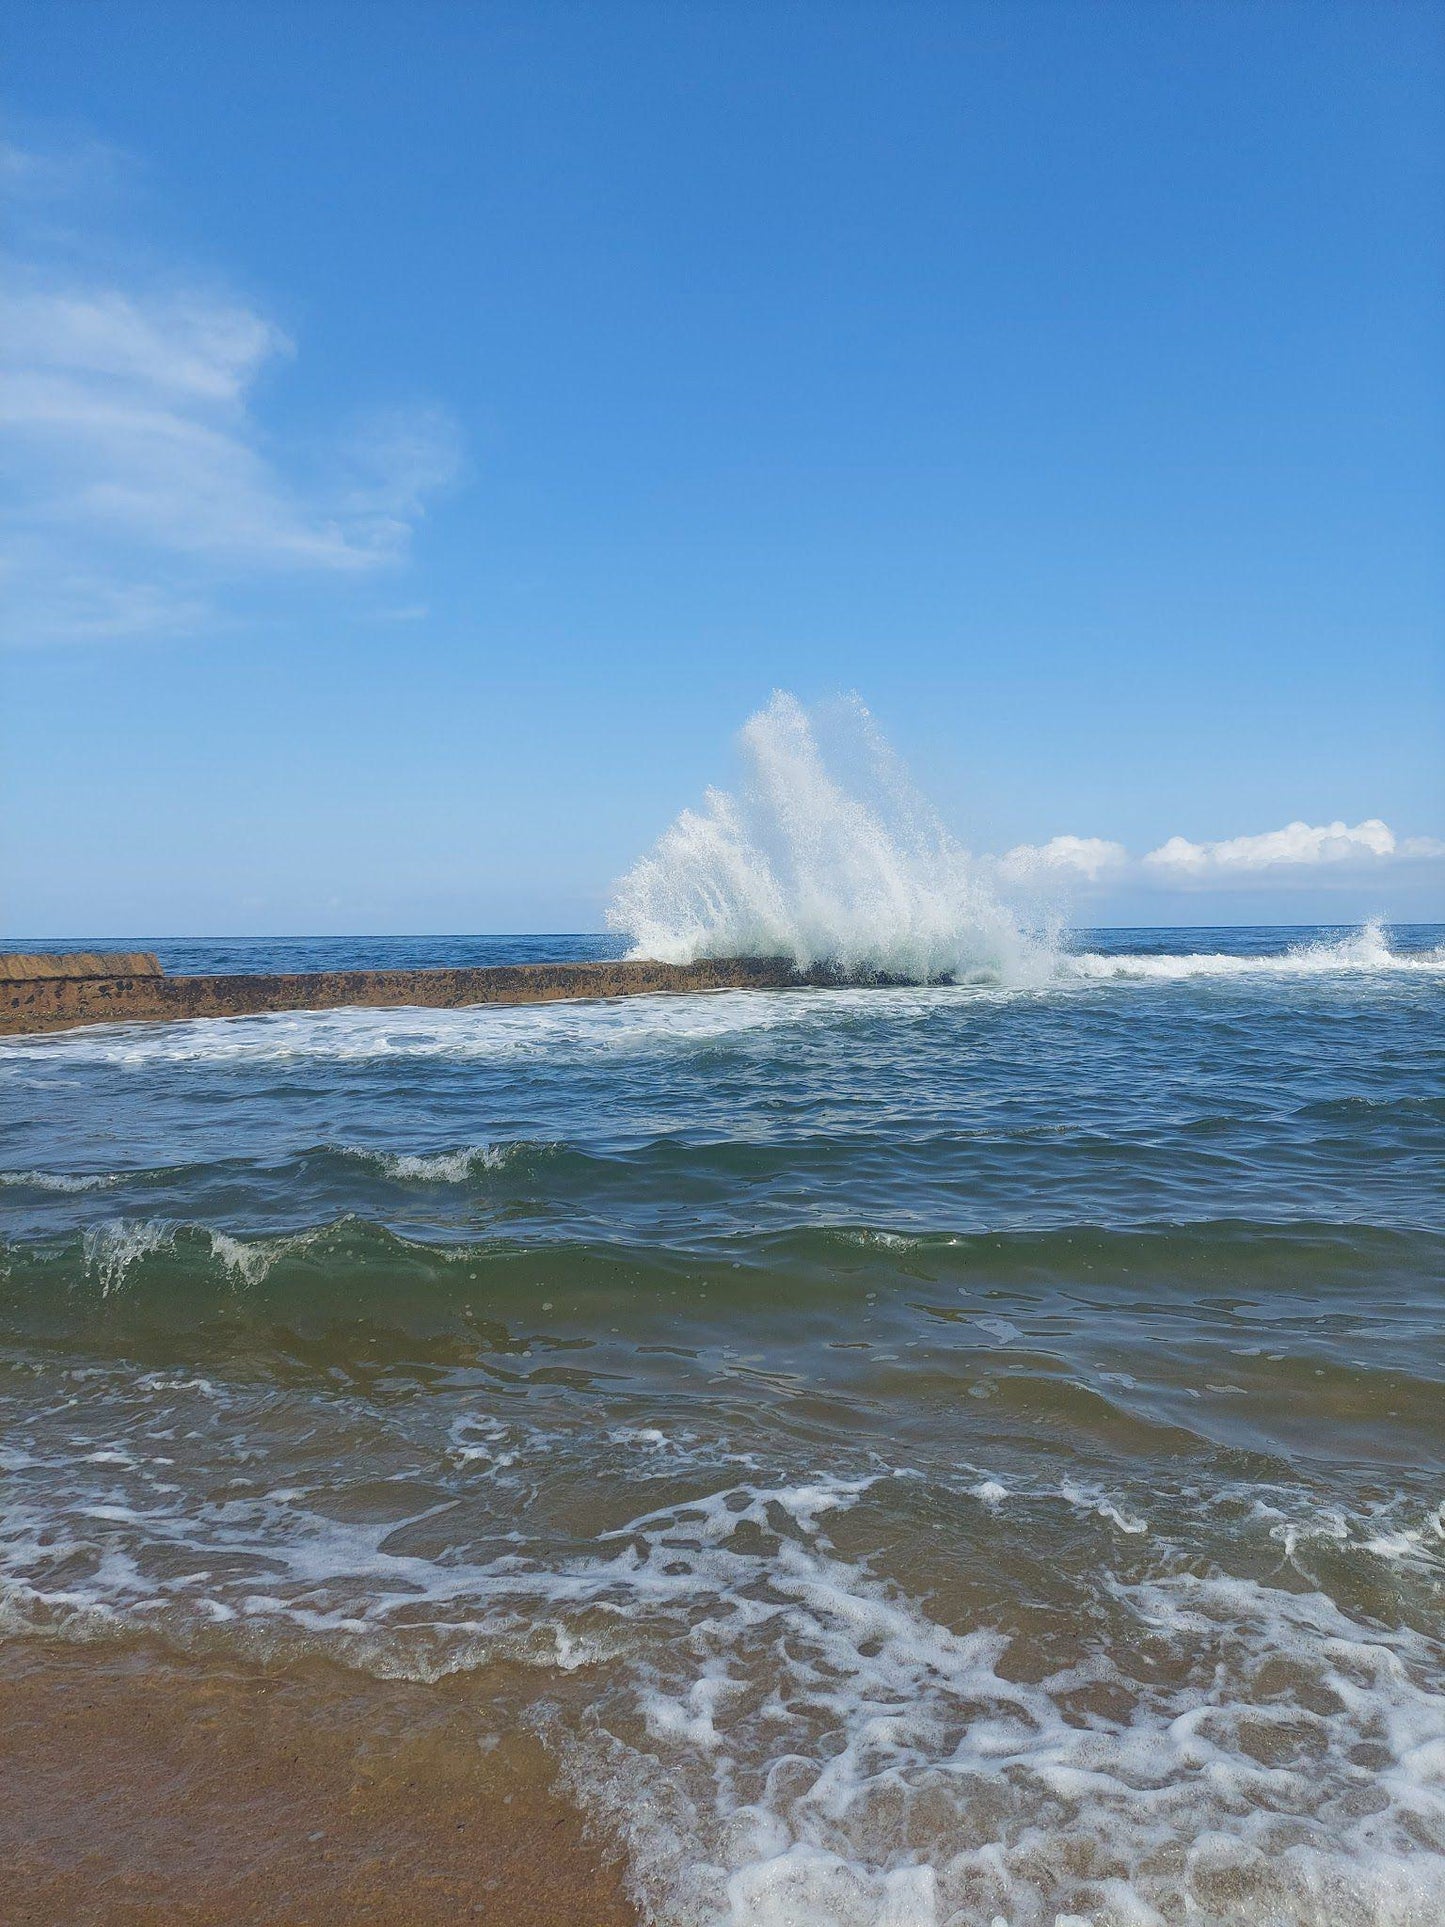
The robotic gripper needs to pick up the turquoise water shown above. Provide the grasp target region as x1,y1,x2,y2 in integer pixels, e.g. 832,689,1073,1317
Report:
1,925,1442,1925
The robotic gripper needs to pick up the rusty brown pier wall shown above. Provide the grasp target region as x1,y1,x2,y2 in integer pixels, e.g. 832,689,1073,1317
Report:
0,954,811,1038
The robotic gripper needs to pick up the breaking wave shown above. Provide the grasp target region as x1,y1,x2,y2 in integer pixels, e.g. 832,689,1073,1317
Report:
1064,918,1443,982
608,691,1052,984
0,1169,116,1193
79,1218,175,1295
342,1143,523,1183
7,1212,1435,1359
607,694,1443,992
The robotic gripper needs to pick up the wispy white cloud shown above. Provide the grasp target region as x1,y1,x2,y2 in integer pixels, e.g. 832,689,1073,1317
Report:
0,139,462,644
0,133,134,212
995,818,1444,893
0,549,211,643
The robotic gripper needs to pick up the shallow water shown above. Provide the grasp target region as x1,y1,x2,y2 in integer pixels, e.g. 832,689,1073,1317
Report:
1,925,1442,1925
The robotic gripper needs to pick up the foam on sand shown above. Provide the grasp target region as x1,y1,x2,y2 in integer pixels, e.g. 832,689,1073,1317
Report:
3,1371,1442,1927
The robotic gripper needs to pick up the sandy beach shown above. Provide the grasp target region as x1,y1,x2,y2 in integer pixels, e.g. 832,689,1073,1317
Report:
0,1643,635,1925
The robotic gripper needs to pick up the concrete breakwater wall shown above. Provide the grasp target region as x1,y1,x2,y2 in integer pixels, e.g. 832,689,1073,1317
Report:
0,955,810,1037
0,951,163,982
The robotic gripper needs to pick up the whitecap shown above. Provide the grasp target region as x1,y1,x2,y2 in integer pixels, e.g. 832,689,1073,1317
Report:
354,1143,517,1183
0,1169,118,1192
1063,918,1443,983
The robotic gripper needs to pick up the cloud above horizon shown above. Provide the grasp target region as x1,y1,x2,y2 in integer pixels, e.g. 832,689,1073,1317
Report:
999,818,1445,891
0,138,462,643
997,834,1130,882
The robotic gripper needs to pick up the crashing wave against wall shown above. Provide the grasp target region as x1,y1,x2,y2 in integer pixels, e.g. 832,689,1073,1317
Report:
608,692,1052,984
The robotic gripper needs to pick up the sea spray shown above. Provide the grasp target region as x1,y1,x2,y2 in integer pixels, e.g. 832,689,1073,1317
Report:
608,692,1051,983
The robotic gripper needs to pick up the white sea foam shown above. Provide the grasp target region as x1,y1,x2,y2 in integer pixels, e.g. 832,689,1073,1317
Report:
3,1379,1443,1927
0,1168,118,1192
534,1490,1445,1927
609,691,1052,985
0,983,843,1067
355,1144,517,1182
2,923,1433,1073
1064,918,1443,983
1,918,1435,1074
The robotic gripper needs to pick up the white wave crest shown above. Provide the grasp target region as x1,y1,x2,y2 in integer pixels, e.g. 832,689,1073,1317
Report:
0,1169,117,1192
1065,919,1443,982
355,1144,516,1183
206,1228,283,1286
76,1221,282,1291
80,1219,173,1294
609,692,1053,985
0,985,864,1067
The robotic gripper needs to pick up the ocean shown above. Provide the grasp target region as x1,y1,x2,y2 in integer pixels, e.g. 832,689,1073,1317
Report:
1,920,1442,1924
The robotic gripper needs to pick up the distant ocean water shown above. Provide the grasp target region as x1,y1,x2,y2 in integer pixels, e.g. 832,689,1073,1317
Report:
1,921,1442,1924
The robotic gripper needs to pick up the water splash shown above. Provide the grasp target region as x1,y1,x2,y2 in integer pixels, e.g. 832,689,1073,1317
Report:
608,692,1050,983
1064,917,1442,982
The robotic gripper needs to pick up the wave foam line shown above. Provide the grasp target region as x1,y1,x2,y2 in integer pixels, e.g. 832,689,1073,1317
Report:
0,1147,532,1190
5,1442,1441,1927
1065,919,1443,982
0,932,1436,1074
325,1143,530,1183
0,1170,117,1192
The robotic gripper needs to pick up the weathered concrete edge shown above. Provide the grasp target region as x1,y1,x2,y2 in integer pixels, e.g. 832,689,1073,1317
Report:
0,951,162,982
0,957,815,1037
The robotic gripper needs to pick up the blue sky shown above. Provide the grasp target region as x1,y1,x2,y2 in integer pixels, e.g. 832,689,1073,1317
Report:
3,0,1442,935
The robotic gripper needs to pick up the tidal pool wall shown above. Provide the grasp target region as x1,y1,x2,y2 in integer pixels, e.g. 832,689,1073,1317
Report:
0,956,809,1037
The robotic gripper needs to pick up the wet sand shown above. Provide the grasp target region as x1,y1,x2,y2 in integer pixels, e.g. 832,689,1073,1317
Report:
0,1643,637,1926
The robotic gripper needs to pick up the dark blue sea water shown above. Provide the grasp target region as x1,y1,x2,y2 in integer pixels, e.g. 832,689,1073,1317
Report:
1,924,1442,1925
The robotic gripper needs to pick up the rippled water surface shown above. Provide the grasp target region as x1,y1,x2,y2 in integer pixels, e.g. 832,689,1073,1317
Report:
2,926,1442,1925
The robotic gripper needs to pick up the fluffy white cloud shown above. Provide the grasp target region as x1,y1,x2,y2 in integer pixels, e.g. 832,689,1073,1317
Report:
0,143,462,643
992,819,1444,893
998,835,1128,881
1143,819,1443,876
